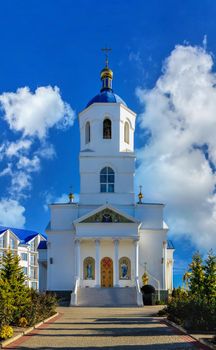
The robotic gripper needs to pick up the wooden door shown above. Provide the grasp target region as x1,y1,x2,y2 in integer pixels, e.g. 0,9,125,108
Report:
101,257,113,287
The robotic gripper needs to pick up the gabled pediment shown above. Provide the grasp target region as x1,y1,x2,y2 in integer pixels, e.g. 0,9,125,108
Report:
7,229,20,242
82,208,134,223
74,204,140,225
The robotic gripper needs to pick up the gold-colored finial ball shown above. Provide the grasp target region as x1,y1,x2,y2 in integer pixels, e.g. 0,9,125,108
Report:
68,192,74,203
100,67,113,81
138,192,143,199
142,272,149,286
138,185,144,204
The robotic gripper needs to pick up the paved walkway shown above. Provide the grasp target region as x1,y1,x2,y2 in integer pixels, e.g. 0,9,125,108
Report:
6,306,208,350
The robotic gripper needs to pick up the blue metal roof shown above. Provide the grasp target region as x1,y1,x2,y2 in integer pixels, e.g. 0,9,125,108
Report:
86,90,127,108
0,226,46,244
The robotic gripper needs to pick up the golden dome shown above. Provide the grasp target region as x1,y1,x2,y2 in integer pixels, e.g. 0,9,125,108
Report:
100,67,113,80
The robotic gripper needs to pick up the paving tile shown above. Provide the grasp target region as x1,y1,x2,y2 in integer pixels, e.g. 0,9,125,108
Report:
5,307,206,350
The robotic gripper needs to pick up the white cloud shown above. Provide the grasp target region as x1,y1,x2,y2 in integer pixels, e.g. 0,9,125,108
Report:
37,143,56,159
129,51,146,77
43,192,79,211
17,155,40,172
0,198,25,227
55,193,70,203
10,171,31,195
136,44,216,251
0,86,75,139
5,139,32,158
0,144,6,161
0,164,12,177
0,85,75,206
203,34,207,50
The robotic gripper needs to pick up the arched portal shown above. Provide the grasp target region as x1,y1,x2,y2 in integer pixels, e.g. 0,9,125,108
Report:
101,257,113,288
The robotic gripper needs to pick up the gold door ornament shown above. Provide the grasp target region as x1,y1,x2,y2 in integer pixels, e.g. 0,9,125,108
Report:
101,257,113,288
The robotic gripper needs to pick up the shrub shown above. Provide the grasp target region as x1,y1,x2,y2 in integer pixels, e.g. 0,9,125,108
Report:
155,300,165,305
166,295,216,330
171,287,188,300
0,250,57,328
157,307,168,316
0,325,13,339
166,252,216,331
141,284,156,294
18,317,28,328
23,290,57,326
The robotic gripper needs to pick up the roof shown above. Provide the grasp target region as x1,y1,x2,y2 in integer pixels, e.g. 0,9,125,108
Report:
167,240,175,249
0,226,46,244
86,90,127,108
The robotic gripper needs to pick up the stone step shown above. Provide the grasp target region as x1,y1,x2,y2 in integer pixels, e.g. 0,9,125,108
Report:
76,287,138,306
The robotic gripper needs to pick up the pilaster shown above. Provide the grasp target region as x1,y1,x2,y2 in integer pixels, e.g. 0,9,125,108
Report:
95,239,100,287
114,239,119,287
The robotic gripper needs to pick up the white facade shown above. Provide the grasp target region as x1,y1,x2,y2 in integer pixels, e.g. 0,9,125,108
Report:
41,63,174,305
0,228,45,290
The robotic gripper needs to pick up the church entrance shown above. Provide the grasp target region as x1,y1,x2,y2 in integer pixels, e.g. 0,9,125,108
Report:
101,257,113,287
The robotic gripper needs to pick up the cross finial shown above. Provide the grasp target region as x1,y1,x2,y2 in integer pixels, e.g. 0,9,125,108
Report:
68,185,74,204
101,47,112,67
144,262,147,272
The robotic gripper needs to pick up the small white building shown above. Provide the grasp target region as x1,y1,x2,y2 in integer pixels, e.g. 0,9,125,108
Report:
0,226,46,290
40,60,174,306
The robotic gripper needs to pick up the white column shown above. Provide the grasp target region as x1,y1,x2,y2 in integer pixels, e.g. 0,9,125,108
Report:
114,239,119,287
76,239,81,281
134,240,139,282
162,241,167,290
95,239,100,287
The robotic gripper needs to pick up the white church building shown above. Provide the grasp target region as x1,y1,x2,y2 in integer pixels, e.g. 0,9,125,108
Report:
39,59,174,306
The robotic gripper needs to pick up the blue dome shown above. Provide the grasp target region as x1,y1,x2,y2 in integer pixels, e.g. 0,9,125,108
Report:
86,90,127,108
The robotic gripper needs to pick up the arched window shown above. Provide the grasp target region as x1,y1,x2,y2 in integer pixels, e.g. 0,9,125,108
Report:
83,257,95,280
100,166,115,193
85,121,90,144
124,121,129,144
119,257,131,280
103,119,112,139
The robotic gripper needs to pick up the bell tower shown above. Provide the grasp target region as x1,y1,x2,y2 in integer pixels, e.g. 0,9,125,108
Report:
79,56,136,205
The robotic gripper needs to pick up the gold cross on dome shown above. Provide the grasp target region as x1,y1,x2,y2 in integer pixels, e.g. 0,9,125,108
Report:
101,47,112,67
144,262,147,272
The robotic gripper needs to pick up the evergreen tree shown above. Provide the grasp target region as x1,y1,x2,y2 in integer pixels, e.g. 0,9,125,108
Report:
204,250,216,301
187,251,205,297
0,279,15,326
0,250,30,323
0,249,26,284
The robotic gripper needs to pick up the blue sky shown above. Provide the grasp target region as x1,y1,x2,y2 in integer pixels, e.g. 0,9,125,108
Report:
0,0,216,287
